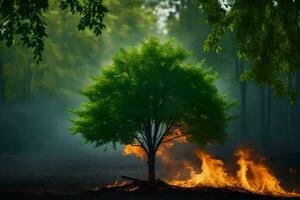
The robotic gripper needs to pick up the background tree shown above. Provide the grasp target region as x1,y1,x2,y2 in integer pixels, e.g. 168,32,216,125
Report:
69,37,233,184
0,0,299,159
166,0,248,142
0,0,155,102
0,0,107,62
183,0,300,151
197,0,300,101
0,0,156,153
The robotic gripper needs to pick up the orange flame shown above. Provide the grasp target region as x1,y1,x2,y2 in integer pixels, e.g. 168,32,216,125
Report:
122,131,189,182
123,145,146,160
123,141,176,163
168,150,300,197
168,151,235,188
122,132,299,197
123,128,187,162
235,150,299,197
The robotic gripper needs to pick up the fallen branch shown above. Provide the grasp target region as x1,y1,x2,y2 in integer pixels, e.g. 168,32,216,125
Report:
121,176,146,183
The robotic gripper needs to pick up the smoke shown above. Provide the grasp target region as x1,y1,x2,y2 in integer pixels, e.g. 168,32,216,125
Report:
0,95,121,156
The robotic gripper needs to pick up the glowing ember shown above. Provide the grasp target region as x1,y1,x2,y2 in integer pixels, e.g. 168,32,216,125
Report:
289,168,297,174
106,180,128,188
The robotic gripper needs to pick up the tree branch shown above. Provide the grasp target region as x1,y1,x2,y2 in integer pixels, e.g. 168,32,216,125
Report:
144,117,152,147
135,136,149,155
129,144,142,147
138,130,148,147
152,119,160,148
155,123,164,141
154,121,183,152
156,121,176,144
161,134,189,144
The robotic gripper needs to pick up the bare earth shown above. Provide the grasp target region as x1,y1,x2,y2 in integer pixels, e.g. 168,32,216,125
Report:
0,153,299,200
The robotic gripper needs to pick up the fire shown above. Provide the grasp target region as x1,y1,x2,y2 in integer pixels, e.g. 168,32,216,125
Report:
106,180,128,188
235,150,298,197
168,149,300,197
168,151,235,188
122,131,299,197
123,140,178,164
123,145,146,160
123,128,187,162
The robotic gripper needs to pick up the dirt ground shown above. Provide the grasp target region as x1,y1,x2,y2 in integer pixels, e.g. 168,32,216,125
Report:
0,153,299,199
1,186,299,200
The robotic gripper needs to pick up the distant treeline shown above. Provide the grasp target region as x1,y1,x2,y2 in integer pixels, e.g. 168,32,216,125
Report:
0,0,300,154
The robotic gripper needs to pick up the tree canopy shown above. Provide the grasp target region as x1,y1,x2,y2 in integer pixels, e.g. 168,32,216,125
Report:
0,0,107,62
198,0,300,101
69,37,233,183
0,0,155,102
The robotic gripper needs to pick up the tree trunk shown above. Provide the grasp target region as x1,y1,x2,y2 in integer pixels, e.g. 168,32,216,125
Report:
260,87,267,150
296,72,300,139
239,61,247,137
61,11,67,52
0,52,5,103
286,74,295,148
234,54,247,141
287,103,292,147
291,104,296,139
147,150,156,185
265,88,272,152
23,58,32,99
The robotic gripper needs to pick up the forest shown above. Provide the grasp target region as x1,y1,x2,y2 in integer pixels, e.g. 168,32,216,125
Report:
0,0,300,199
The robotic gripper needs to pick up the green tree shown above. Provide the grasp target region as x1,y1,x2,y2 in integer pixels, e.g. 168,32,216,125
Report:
0,0,107,62
167,0,248,140
0,0,156,102
69,37,233,184
198,0,300,101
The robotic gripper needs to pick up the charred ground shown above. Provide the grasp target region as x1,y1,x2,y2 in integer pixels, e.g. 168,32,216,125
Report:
0,182,298,200
0,153,299,200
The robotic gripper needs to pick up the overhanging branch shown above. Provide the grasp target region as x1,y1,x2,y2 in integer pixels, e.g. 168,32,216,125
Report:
161,134,189,144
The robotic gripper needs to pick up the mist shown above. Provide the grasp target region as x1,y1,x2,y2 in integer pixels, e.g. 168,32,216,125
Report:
0,0,300,196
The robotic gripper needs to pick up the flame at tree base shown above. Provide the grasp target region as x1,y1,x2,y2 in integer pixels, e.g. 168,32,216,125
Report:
166,150,300,197
123,136,299,198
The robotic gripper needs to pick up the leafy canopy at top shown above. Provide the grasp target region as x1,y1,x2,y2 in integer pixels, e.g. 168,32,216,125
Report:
69,37,233,151
0,0,107,62
198,0,300,101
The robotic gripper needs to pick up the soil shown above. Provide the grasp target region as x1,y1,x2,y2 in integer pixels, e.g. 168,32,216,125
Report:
0,153,299,200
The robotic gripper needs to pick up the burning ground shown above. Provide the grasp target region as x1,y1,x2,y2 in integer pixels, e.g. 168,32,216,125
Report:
122,137,300,198
167,150,299,197
0,138,300,199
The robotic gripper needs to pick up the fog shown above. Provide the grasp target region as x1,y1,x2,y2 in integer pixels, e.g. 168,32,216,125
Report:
0,0,300,193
